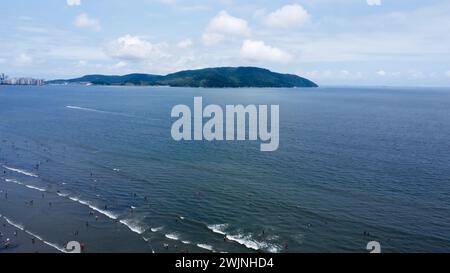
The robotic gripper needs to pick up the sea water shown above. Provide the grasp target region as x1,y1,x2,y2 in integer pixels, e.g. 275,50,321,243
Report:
0,85,449,253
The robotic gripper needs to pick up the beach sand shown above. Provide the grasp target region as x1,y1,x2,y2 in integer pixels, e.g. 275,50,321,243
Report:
0,216,58,253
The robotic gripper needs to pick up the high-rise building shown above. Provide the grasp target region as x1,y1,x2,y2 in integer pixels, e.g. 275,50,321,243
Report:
0,73,7,83
0,74,44,86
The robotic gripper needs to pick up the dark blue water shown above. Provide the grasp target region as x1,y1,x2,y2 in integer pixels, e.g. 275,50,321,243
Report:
0,85,449,253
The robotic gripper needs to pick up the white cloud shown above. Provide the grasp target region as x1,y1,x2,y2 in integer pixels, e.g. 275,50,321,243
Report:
67,0,81,6
18,16,33,21
159,0,177,4
77,60,87,66
114,61,128,69
201,32,224,46
16,26,48,33
367,0,382,6
15,53,33,66
177,38,193,49
105,35,169,62
300,70,364,80
207,11,250,36
202,11,250,46
74,13,101,31
264,4,310,28
376,70,386,76
240,40,292,63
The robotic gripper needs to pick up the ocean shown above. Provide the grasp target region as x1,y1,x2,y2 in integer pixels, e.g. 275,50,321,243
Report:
0,85,449,253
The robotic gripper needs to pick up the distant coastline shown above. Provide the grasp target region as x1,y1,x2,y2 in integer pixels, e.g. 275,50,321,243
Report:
0,73,44,86
46,67,318,88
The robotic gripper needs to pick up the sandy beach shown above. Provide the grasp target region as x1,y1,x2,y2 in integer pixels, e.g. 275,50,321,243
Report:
0,216,57,253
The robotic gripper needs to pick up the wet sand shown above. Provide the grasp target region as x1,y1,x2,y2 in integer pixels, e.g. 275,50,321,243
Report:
0,216,58,253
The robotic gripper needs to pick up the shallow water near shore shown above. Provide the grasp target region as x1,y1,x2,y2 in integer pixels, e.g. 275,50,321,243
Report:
1,85,450,253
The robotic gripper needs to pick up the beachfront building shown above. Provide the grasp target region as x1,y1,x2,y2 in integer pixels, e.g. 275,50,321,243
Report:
0,74,45,86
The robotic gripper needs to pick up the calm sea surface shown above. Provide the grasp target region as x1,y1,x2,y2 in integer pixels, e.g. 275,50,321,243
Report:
0,85,449,253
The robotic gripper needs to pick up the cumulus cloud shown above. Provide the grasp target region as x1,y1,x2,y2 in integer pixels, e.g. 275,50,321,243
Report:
114,61,128,69
15,53,33,66
177,38,193,49
240,40,292,63
367,0,382,6
264,4,310,28
74,13,101,31
105,35,169,62
202,11,250,46
301,70,364,80
77,60,87,66
67,0,81,6
376,70,386,76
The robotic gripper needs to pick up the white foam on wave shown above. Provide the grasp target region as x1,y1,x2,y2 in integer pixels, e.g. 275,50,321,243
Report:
3,216,25,231
68,197,118,220
225,234,262,251
25,185,46,192
3,166,38,178
66,196,152,240
165,233,180,241
5,178,46,192
151,226,164,232
5,178,24,185
57,192,69,197
225,233,280,253
182,240,191,245
207,224,228,236
66,106,131,117
43,241,67,253
120,219,148,235
2,215,66,253
197,244,214,251
208,223,281,253
266,245,282,253
25,230,43,241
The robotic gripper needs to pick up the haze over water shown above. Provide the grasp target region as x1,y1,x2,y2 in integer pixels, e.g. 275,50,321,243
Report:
1,85,449,253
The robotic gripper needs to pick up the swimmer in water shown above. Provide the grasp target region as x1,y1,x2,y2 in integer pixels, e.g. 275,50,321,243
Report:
4,238,11,248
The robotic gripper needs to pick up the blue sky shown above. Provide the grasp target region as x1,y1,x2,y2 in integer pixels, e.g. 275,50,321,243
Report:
0,0,449,86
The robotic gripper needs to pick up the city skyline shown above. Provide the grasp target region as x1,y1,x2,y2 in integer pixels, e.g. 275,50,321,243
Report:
0,73,45,85
1,0,450,86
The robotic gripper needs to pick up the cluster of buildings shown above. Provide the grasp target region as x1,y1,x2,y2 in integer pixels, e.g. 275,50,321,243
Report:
0,73,45,86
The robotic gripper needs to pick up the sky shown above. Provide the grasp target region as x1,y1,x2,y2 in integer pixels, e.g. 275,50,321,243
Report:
0,0,450,86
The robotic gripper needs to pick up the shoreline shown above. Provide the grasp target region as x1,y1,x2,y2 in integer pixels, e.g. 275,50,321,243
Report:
0,216,59,253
